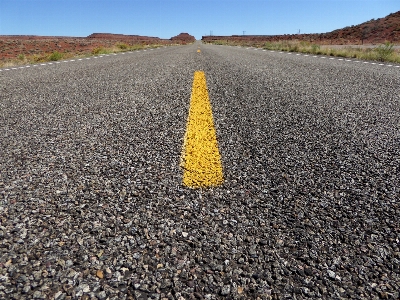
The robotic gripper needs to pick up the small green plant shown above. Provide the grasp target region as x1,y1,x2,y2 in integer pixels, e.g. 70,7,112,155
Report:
374,42,394,61
311,44,320,54
49,51,63,61
18,54,25,61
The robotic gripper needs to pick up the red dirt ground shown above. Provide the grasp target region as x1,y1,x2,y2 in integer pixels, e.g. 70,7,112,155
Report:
0,33,195,61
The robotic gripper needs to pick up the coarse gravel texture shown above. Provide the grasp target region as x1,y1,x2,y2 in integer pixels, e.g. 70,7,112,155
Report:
1,42,399,300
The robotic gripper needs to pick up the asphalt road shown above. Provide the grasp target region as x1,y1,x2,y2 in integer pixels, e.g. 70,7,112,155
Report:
1,42,399,299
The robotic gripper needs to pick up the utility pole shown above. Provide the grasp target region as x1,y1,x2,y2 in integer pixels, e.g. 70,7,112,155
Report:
243,31,246,36
210,30,213,36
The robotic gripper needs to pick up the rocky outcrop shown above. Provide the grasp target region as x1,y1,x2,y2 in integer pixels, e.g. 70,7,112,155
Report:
202,11,400,45
170,33,195,43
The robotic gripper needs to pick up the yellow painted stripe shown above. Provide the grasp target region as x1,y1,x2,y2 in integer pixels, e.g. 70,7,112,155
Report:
181,71,223,188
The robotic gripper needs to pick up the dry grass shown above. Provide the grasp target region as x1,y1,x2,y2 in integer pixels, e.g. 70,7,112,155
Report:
0,43,166,68
206,40,400,63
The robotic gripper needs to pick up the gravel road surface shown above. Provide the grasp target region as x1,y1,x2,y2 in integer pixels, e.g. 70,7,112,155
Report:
1,42,399,299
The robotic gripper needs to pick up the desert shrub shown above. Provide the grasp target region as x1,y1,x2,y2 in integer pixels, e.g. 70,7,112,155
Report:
263,42,273,49
374,42,394,61
326,49,335,56
129,44,143,51
264,41,284,51
117,43,128,50
92,47,106,54
289,44,299,52
18,54,25,61
357,50,376,61
300,41,310,47
49,51,63,61
336,51,347,58
311,44,320,54
32,54,47,62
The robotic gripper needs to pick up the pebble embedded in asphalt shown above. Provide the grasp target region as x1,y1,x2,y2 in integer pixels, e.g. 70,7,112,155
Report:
0,42,399,299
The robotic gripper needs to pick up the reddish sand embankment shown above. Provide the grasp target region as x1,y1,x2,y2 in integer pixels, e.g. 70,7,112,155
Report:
0,32,195,61
202,11,400,45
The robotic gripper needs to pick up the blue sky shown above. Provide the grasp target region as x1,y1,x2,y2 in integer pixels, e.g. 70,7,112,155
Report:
0,0,398,40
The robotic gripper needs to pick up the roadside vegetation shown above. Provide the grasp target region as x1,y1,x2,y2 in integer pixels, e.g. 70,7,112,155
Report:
0,43,167,68
206,40,400,63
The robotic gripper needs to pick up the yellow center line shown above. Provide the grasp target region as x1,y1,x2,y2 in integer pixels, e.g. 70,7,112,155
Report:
180,71,224,188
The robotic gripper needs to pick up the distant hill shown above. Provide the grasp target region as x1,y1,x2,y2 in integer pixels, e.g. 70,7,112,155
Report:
0,32,195,44
202,11,400,45
325,11,400,44
87,33,163,43
0,32,195,61
170,33,195,43
88,32,195,43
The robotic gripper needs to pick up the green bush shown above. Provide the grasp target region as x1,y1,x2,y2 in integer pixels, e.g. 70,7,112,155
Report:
49,51,63,61
311,44,320,54
374,42,394,61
